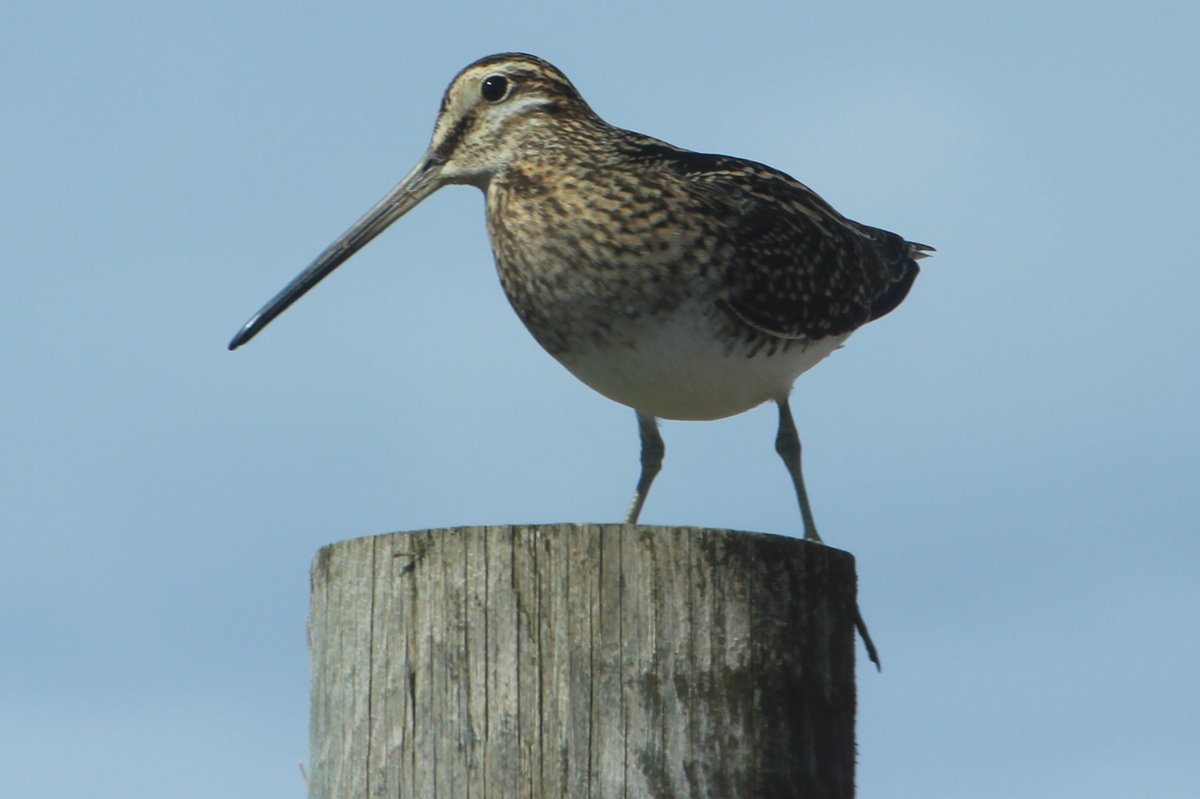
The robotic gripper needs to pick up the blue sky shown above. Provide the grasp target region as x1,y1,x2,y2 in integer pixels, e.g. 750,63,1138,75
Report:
3,1,1197,797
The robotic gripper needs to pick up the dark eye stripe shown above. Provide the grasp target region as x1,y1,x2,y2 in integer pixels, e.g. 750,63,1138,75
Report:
435,112,475,159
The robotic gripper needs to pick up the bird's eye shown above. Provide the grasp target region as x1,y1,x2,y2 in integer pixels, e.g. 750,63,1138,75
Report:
481,75,509,103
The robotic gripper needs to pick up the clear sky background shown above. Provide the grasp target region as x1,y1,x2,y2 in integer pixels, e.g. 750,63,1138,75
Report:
3,1,1197,797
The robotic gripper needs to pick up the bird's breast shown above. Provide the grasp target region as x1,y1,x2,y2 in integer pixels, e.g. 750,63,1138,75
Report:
481,167,847,420
484,167,721,350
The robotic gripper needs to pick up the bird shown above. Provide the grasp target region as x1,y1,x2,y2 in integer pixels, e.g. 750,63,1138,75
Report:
229,52,931,554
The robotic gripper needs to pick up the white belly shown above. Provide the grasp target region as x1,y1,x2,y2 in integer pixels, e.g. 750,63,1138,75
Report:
553,307,847,421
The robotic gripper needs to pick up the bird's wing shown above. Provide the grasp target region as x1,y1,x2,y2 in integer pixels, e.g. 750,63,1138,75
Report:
636,144,924,341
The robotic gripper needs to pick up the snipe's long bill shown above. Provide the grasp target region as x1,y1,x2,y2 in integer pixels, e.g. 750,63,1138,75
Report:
229,50,931,573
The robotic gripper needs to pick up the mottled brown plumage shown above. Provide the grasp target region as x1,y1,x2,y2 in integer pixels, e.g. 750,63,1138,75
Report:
229,52,932,546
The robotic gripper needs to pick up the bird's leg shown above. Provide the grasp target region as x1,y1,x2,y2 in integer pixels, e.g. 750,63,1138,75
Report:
775,399,822,543
624,412,664,524
854,606,882,671
776,399,882,669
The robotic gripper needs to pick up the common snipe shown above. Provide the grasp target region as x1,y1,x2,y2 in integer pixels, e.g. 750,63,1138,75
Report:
230,52,931,551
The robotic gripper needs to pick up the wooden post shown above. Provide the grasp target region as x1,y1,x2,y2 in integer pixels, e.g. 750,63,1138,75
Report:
308,524,858,799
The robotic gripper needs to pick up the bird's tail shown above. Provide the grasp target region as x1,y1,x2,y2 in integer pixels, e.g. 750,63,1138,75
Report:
909,241,936,260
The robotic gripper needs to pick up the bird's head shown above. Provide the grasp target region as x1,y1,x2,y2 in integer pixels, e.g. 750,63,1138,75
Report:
227,53,594,350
